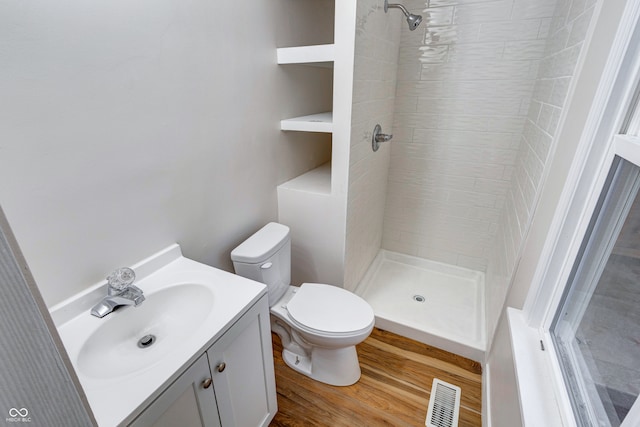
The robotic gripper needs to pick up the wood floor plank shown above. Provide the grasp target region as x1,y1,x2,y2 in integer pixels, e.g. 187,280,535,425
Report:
270,328,482,426
357,341,482,412
369,328,482,375
459,408,483,427
364,336,481,382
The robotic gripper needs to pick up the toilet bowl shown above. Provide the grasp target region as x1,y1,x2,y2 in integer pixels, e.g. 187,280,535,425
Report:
270,283,374,386
231,222,374,386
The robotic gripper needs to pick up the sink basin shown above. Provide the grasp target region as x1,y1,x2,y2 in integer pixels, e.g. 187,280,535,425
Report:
51,244,268,427
77,283,214,379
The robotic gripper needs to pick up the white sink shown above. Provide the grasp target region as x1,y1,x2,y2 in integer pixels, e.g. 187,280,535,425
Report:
77,284,214,379
51,244,267,427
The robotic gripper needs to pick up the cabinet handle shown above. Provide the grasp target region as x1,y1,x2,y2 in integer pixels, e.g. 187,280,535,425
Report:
202,378,212,389
217,362,226,373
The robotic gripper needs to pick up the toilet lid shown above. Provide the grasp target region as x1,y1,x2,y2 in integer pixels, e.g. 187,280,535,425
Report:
286,283,374,334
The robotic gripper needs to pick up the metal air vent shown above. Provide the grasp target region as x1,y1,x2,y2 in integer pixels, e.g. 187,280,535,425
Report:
426,378,461,427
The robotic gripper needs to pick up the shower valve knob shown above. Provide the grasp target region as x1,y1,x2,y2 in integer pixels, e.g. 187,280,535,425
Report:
372,124,393,152
375,133,393,143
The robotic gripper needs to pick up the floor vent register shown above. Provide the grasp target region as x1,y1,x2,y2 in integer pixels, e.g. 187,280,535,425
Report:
426,378,461,427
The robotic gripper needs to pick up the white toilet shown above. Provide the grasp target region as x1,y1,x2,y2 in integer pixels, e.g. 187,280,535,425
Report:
231,222,374,386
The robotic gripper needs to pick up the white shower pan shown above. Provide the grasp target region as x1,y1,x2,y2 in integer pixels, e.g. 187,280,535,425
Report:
354,250,486,362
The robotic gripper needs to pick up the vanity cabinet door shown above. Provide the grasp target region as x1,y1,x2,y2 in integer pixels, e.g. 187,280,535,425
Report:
206,296,277,427
129,354,221,427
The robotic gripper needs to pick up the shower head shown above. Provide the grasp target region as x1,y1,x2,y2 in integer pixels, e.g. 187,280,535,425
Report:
405,12,423,30
384,0,423,31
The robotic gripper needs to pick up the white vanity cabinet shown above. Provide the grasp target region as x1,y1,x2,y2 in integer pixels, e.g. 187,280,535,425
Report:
129,295,277,427
128,354,220,427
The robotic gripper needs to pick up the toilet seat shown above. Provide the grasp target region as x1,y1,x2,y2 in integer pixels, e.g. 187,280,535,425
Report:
286,283,374,336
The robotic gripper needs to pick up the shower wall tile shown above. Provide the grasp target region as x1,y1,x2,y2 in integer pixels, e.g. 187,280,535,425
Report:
503,40,548,61
549,77,572,106
488,116,527,133
437,115,490,131
420,60,539,81
427,0,496,7
511,1,559,20
383,0,558,273
395,143,518,165
448,41,505,62
399,79,536,100
412,128,521,148
416,96,523,116
485,0,598,343
567,9,593,45
426,6,455,26
453,0,514,24
396,62,423,81
345,0,401,291
394,113,439,129
478,20,545,42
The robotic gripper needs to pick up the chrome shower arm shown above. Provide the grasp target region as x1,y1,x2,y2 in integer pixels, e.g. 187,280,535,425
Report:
384,0,423,31
385,1,410,17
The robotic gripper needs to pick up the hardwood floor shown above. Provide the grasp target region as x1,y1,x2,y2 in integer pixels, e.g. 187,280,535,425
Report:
269,328,482,427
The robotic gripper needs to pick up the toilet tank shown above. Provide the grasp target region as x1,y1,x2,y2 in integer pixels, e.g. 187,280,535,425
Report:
230,222,291,306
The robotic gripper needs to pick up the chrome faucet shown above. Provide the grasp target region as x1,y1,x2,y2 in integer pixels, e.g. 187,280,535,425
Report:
90,267,145,318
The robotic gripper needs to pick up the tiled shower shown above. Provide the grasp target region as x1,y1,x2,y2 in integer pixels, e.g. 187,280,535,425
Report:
346,0,598,358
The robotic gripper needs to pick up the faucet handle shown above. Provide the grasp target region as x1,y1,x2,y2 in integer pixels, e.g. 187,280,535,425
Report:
107,267,136,292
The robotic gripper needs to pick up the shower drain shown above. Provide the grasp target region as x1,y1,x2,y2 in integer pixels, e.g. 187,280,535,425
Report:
137,334,156,349
413,294,426,303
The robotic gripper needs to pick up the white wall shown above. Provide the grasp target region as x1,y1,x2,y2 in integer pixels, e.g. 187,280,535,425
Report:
0,0,331,307
485,0,598,346
344,0,401,291
382,0,557,272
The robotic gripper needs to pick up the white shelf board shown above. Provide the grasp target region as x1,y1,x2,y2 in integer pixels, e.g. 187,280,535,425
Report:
278,162,331,195
277,44,335,67
280,112,333,133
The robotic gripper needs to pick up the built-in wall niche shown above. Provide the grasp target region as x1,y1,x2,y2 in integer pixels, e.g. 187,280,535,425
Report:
279,99,333,192
275,0,335,49
277,132,332,191
276,0,351,288
279,159,332,196
276,0,335,144
278,64,333,132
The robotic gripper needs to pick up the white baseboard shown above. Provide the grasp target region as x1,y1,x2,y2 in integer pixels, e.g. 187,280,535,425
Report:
483,363,492,427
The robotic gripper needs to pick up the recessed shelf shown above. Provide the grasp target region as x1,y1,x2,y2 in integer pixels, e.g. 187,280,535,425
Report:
277,44,335,67
279,162,331,195
280,112,333,133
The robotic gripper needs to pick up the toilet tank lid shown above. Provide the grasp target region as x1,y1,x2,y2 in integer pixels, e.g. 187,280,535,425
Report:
231,222,290,264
